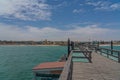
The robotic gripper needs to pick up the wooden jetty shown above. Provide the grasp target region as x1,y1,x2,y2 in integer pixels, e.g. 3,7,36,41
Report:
59,39,120,80
32,39,120,80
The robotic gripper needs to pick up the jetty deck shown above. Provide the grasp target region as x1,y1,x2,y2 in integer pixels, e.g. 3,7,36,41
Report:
59,39,120,80
72,52,120,80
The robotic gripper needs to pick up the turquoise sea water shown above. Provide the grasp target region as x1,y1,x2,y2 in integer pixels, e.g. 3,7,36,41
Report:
72,52,89,62
0,45,67,80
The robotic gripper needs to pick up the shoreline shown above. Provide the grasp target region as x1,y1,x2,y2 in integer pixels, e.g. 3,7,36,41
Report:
0,45,61,46
0,44,120,46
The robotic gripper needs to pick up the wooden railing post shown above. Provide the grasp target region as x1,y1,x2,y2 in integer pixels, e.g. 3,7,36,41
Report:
97,41,99,48
111,41,113,55
118,52,120,63
100,48,102,55
71,41,74,50
68,38,71,57
89,51,92,63
107,50,109,58
95,47,97,53
69,55,73,80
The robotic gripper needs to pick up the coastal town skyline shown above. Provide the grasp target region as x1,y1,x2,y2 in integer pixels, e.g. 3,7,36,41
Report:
0,0,120,41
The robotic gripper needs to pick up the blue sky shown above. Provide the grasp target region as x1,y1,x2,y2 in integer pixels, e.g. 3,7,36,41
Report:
0,0,120,41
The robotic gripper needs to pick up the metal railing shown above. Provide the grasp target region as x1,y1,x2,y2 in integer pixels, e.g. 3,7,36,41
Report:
76,45,92,63
95,47,120,63
72,50,92,63
82,49,92,63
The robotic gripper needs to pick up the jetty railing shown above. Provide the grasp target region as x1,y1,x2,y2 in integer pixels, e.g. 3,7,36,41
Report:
95,47,120,63
72,50,92,63
59,51,73,80
77,45,92,62
82,50,92,63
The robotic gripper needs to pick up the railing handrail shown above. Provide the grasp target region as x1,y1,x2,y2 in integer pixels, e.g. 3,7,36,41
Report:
99,47,120,52
95,47,120,63
72,50,92,53
59,51,73,80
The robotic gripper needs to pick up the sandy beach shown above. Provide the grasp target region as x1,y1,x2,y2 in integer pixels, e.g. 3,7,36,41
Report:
100,44,120,46
0,45,61,46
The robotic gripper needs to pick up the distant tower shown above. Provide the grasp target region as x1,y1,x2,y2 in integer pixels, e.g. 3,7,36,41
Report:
89,38,91,42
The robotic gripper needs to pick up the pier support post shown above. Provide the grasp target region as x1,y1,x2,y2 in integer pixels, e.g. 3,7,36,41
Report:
33,72,37,80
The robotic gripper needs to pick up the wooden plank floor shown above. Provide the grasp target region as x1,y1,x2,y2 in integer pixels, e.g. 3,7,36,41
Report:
72,52,120,80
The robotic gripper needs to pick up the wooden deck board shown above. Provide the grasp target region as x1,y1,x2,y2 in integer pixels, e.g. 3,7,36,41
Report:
72,52,120,80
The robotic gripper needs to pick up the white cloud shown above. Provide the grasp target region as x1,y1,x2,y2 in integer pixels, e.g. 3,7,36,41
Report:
0,23,119,41
56,1,68,8
110,3,120,10
73,9,84,13
86,1,120,11
0,0,51,20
